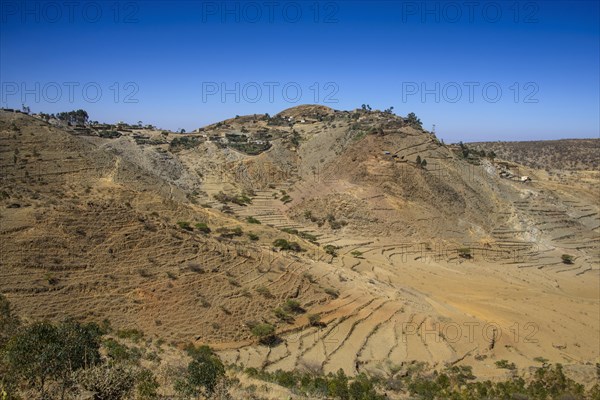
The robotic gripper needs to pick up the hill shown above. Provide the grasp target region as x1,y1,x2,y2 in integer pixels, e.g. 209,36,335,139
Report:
468,139,600,171
1,107,599,397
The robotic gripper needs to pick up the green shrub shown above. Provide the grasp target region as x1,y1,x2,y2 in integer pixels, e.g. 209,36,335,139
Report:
248,232,259,241
116,328,144,343
4,320,102,397
135,369,159,399
351,250,363,258
246,216,261,224
273,239,302,252
324,245,338,257
308,313,322,327
177,221,193,231
561,254,574,264
495,359,517,370
250,323,277,345
256,286,273,298
280,194,292,204
458,247,472,259
282,299,303,314
274,308,294,323
195,222,211,234
74,363,136,400
103,338,142,365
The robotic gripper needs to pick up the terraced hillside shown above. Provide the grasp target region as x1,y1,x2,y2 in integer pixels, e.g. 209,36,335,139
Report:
0,106,598,388
469,139,600,171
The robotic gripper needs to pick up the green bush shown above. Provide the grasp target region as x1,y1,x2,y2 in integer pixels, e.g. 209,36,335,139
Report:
308,313,322,327
175,346,225,397
103,338,142,364
351,250,363,258
4,320,102,397
250,323,277,345
561,254,574,264
274,308,294,323
195,222,211,234
74,363,136,400
273,239,302,252
177,221,193,231
458,247,472,259
256,286,273,298
282,299,303,314
246,216,261,224
324,245,338,257
116,328,144,343
135,369,159,399
495,359,517,370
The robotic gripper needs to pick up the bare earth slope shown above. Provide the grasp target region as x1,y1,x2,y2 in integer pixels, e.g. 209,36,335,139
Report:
0,107,598,386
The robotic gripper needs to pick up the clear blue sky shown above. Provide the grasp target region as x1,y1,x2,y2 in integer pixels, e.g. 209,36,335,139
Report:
1,0,598,142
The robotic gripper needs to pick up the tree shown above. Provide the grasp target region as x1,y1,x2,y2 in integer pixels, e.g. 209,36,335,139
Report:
56,109,89,125
327,369,349,399
251,323,276,345
324,245,338,257
176,346,225,397
74,363,136,400
406,112,422,129
0,294,21,397
0,294,20,348
3,320,102,398
459,141,470,158
416,155,422,166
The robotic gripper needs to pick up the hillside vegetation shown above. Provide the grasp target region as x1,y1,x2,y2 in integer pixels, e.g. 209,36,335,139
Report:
1,107,598,398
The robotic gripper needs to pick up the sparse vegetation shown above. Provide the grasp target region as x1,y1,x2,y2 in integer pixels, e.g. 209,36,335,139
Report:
273,238,302,252
214,191,252,206
256,286,273,298
562,254,574,264
177,221,193,231
458,247,472,259
195,222,211,234
175,345,225,397
323,244,338,257
281,227,319,243
250,323,277,345
495,359,517,370
169,135,203,151
246,216,261,224
307,313,322,327
217,226,243,238
406,112,422,129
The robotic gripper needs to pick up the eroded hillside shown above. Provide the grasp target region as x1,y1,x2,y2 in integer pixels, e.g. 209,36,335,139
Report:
1,107,598,387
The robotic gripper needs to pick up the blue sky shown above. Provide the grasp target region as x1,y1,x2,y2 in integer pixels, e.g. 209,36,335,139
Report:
1,0,598,143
